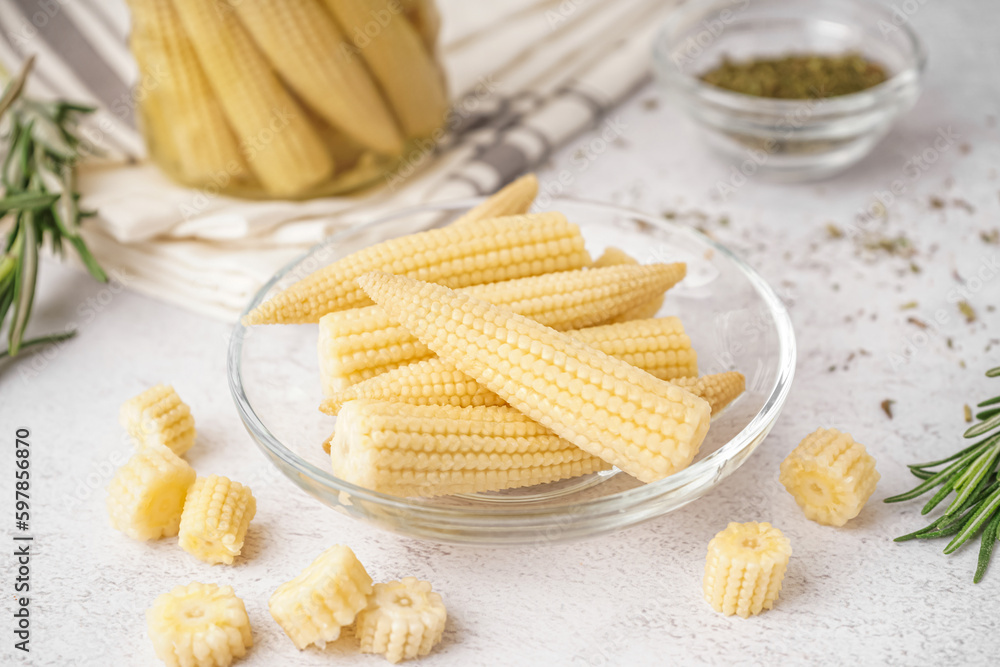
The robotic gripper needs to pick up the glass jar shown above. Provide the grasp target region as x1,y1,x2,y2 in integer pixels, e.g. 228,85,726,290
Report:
127,0,447,199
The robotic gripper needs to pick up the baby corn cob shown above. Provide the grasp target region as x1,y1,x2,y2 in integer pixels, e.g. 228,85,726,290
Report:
321,318,698,413
327,400,611,497
107,446,196,541
591,247,665,321
246,213,590,325
318,263,686,393
179,475,256,565
324,0,448,138
269,545,373,649
171,0,333,196
780,428,880,527
398,0,441,51
358,274,712,483
703,522,791,618
231,0,404,155
147,582,253,667
128,0,251,185
356,577,446,663
451,174,538,226
671,371,746,414
120,384,196,456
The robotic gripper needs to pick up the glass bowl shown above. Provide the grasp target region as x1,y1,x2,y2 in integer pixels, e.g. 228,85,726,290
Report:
652,0,926,181
228,199,796,545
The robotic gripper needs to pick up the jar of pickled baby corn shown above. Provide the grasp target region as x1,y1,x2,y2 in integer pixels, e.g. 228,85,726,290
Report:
127,0,448,199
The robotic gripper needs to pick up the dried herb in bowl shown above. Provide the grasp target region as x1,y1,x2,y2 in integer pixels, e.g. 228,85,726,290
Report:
700,52,888,99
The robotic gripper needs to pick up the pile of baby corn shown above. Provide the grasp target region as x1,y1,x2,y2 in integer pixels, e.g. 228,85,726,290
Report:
127,0,447,196
244,174,748,497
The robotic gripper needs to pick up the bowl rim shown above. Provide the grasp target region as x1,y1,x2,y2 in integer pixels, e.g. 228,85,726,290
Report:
227,197,797,526
652,0,928,115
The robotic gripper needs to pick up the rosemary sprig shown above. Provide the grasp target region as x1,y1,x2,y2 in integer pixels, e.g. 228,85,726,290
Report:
0,56,105,358
886,365,1000,582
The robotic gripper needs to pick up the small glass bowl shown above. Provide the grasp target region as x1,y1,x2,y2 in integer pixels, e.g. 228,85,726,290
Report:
228,199,796,545
652,0,926,181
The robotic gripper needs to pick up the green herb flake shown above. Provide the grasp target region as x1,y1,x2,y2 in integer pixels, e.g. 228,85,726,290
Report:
900,301,918,310
700,52,889,100
959,300,977,323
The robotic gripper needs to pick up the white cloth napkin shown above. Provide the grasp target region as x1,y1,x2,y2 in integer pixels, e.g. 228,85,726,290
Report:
0,0,678,319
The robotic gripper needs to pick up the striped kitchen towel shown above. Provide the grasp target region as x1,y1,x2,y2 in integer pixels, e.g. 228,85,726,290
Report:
0,0,678,319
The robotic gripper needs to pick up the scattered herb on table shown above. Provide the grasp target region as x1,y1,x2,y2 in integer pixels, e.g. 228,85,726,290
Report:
700,52,888,99
886,366,1000,582
0,56,105,358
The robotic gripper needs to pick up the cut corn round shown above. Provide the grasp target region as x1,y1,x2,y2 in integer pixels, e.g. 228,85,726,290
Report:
269,545,373,649
450,174,538,226
107,446,196,541
147,582,252,667
703,522,791,618
318,263,686,394
356,577,446,663
328,400,611,497
321,318,699,414
172,0,334,196
120,384,196,456
231,0,404,155
179,475,257,565
779,428,880,527
246,213,590,325
357,273,712,483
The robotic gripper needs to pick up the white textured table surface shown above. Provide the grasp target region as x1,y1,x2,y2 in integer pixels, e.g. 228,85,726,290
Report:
4,3,1000,666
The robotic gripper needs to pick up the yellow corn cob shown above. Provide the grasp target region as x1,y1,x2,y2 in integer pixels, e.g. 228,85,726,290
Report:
318,263,685,393
171,0,333,196
269,545,373,649
246,213,590,325
327,400,611,497
398,0,441,52
703,522,791,618
179,475,256,565
128,0,252,186
450,174,538,226
671,371,746,414
357,273,712,483
107,446,196,541
321,318,698,413
355,577,446,663
779,428,880,527
231,0,404,155
147,582,253,667
591,247,665,321
323,0,448,137
120,384,196,456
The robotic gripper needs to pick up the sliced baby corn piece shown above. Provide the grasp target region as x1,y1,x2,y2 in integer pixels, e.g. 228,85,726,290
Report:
591,246,665,322
327,400,611,496
120,384,196,456
171,0,333,196
269,545,373,649
128,0,251,186
703,522,791,618
321,318,697,413
358,273,712,483
107,446,196,540
671,371,746,415
231,0,404,155
324,0,448,138
179,475,256,565
147,582,252,667
398,0,441,51
246,213,590,325
779,428,880,527
318,263,685,394
356,577,446,663
450,174,538,226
